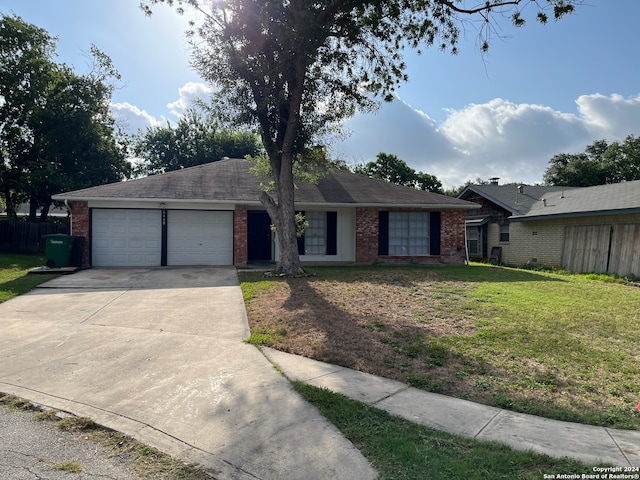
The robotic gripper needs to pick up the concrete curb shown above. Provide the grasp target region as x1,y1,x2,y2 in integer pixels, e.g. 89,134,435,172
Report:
262,347,640,467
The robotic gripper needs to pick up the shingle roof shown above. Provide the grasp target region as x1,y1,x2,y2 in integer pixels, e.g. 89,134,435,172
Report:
53,158,476,208
458,184,573,216
510,180,640,221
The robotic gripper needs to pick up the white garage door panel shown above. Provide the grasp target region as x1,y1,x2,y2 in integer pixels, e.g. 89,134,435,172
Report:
167,210,233,265
92,209,161,266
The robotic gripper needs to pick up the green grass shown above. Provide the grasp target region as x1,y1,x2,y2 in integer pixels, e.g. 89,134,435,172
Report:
51,461,82,473
246,326,288,346
436,265,640,429
240,264,640,429
0,253,57,303
294,382,598,480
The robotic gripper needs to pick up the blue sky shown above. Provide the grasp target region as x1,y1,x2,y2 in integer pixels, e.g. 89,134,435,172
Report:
2,0,640,188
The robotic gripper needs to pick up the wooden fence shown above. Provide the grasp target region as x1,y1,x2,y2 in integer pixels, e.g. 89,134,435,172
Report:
562,224,640,278
0,220,70,254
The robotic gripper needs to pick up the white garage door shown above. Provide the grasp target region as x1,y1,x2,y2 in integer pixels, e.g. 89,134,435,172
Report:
92,209,162,266
167,210,233,265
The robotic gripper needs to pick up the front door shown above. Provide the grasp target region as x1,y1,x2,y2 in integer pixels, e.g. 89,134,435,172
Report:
247,210,272,262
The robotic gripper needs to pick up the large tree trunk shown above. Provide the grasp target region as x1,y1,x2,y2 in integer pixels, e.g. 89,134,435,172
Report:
259,153,306,276
2,188,18,220
28,198,38,222
38,201,51,222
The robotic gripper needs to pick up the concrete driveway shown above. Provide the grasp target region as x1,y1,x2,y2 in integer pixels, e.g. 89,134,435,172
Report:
0,267,376,480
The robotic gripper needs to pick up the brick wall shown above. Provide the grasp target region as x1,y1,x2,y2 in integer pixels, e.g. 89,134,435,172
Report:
355,207,467,266
355,207,379,264
440,210,466,263
69,201,90,267
234,204,248,266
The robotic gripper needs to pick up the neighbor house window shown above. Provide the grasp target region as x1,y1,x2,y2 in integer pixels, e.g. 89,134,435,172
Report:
387,212,430,255
297,211,338,256
467,227,480,256
499,224,510,242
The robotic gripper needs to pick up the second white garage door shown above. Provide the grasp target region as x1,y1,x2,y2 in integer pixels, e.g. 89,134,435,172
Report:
167,210,233,265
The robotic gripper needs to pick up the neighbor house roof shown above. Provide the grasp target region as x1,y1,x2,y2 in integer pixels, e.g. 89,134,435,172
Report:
510,180,640,221
0,203,68,217
457,184,573,216
52,158,477,209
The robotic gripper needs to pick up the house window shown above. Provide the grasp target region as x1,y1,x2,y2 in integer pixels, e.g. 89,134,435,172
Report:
499,224,510,242
304,211,326,255
297,211,338,256
388,212,430,255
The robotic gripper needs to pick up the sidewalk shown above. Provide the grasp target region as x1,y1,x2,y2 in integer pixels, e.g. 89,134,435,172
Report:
262,347,640,467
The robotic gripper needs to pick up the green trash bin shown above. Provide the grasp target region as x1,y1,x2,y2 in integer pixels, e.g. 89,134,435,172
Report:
44,234,74,268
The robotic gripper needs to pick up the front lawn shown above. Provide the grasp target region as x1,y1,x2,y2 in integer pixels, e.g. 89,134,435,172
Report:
240,264,640,430
0,254,57,303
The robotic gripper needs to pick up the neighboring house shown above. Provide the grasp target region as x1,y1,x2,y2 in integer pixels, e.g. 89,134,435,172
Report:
0,203,68,218
52,158,478,268
457,182,571,262
459,180,640,277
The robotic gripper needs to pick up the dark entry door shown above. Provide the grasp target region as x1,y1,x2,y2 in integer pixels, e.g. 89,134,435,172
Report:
247,210,272,261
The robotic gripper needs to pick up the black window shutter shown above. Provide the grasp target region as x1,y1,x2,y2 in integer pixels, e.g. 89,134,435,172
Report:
430,212,441,255
326,211,337,255
378,211,389,255
297,211,305,255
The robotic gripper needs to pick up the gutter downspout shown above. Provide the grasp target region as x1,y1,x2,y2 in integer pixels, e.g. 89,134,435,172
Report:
64,199,72,235
464,221,470,266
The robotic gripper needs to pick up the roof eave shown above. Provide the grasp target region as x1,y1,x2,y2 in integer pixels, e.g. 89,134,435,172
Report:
510,207,640,222
458,185,520,215
297,202,480,209
52,195,480,210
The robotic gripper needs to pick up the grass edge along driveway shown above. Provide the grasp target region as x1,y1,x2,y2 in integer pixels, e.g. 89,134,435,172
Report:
0,253,58,303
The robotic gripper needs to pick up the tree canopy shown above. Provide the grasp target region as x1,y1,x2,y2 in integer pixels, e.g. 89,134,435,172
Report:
142,0,580,274
544,135,640,187
0,14,130,221
353,152,443,193
133,107,262,176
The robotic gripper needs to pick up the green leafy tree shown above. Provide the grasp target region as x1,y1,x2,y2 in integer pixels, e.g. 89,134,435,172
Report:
0,14,130,221
354,152,443,193
544,136,640,187
133,108,262,175
142,0,579,275
0,14,56,219
601,134,640,183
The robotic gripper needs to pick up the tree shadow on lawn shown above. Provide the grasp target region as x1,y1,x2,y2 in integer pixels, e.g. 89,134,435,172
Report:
272,276,488,396
248,273,640,429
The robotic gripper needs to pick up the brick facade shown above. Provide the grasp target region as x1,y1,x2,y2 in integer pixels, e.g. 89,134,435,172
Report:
355,207,379,264
69,201,90,267
234,205,248,266
355,207,466,266
68,202,468,268
469,196,511,224
440,210,467,261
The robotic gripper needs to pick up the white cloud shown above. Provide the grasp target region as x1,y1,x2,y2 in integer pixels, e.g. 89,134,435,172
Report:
576,93,640,140
111,82,214,134
110,102,160,134
166,82,213,117
331,97,459,172
332,93,640,189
